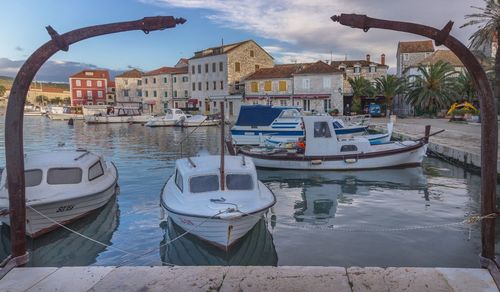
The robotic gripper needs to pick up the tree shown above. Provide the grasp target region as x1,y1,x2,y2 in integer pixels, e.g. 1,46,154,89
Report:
0,85,6,97
50,96,62,105
375,75,405,114
462,0,500,111
405,61,459,114
63,97,71,105
348,76,373,113
456,71,478,102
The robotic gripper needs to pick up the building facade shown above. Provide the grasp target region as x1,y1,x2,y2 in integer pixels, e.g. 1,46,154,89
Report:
26,85,71,105
69,70,110,106
188,40,274,118
115,69,143,104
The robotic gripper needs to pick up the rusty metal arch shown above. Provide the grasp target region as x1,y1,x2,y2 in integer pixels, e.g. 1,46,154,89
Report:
2,16,185,271
332,13,499,284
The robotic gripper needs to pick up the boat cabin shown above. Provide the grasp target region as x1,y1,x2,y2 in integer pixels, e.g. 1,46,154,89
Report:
234,105,301,127
164,108,188,119
173,156,258,195
303,116,371,156
0,150,109,194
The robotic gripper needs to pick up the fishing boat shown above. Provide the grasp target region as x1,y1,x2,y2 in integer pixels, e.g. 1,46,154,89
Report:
85,106,152,124
160,103,276,249
230,105,369,145
237,115,432,170
0,149,119,238
24,105,43,116
177,114,220,127
47,106,84,120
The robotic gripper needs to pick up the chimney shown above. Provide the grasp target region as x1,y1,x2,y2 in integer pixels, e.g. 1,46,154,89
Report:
381,54,386,66
366,54,371,62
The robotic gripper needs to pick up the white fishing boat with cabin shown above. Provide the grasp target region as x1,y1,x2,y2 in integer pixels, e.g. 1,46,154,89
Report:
23,105,43,116
85,106,151,124
146,108,219,127
0,150,118,238
237,115,431,170
178,114,221,127
230,105,370,145
47,106,84,120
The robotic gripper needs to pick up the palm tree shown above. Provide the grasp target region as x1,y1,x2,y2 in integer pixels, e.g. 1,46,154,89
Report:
375,75,405,114
405,61,459,114
348,76,373,113
457,71,478,102
462,0,500,111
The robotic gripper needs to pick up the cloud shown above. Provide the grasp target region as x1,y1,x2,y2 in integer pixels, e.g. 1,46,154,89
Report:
145,0,484,70
14,46,23,52
0,58,123,82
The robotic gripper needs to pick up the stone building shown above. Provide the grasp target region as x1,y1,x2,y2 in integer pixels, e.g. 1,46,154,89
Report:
171,66,191,109
396,40,435,77
115,69,144,103
330,54,388,113
188,40,274,118
406,50,465,77
26,84,71,105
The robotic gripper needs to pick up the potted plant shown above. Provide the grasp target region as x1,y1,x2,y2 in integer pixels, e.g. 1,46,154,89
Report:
329,108,339,116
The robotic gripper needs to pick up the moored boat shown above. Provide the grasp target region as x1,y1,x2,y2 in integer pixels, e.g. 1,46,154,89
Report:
0,149,119,238
85,107,151,124
178,114,220,127
238,115,430,170
47,106,84,120
145,108,189,127
24,105,43,116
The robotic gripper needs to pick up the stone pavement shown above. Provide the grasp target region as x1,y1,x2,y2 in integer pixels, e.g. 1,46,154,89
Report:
0,266,496,291
371,117,500,173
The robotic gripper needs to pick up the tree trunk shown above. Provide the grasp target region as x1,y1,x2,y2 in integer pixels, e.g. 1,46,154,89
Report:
495,28,500,113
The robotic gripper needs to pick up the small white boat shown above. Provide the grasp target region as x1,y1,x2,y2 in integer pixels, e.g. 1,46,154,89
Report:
24,105,43,116
0,150,119,238
145,108,189,127
230,105,369,145
238,115,430,170
178,115,220,127
47,106,84,120
85,107,151,124
160,155,276,249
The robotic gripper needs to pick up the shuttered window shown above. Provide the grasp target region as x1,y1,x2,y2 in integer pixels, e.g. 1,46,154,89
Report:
264,81,272,92
278,81,287,92
251,82,258,92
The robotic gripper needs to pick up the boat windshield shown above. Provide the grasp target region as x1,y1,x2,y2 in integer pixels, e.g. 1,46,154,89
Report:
190,175,219,193
25,169,43,187
47,168,82,185
279,109,301,118
226,174,253,190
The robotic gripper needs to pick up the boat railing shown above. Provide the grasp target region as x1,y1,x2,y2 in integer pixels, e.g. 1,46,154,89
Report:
341,114,371,126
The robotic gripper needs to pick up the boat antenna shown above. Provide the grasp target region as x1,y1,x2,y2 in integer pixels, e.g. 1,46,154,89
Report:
220,101,225,191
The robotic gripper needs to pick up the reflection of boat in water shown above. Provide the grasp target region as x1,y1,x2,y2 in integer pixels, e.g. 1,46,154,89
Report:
0,196,119,266
159,218,277,266
258,167,428,224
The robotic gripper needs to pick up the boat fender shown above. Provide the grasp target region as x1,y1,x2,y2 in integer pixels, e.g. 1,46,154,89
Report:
344,157,358,164
311,160,322,165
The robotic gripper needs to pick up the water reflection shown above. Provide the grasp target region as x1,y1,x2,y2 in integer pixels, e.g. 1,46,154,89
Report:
159,218,277,266
0,196,119,267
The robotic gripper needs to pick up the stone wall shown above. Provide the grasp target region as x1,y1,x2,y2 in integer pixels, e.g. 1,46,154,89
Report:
115,77,142,103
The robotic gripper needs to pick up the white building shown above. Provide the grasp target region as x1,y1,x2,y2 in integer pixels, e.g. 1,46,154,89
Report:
115,69,143,103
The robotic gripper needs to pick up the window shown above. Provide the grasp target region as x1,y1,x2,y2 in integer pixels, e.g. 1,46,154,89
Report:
98,91,103,98
175,102,179,108
369,66,376,73
264,81,272,91
235,62,241,72
87,90,92,98
76,80,81,86
226,174,253,190
192,82,196,91
251,82,258,92
164,91,168,98
145,90,149,97
197,65,201,74
191,65,195,74
137,90,142,97
302,79,310,89
87,102,93,105
219,62,223,72
354,67,361,74
206,82,209,90
190,175,219,193
403,53,409,61
174,90,177,97
341,145,358,152
278,81,287,92
124,79,128,85
220,81,224,90
97,81,102,87
250,50,255,57
255,65,260,71
47,168,82,185
144,78,148,84
198,82,202,91
153,78,157,84
213,101,216,107
164,77,168,83
137,80,142,86
76,90,82,98
88,161,104,181
182,76,188,82
25,169,43,187
173,76,177,83
235,81,240,90
205,63,209,73
213,81,217,90
323,77,331,89
184,90,188,97
280,100,287,106
175,170,183,192
212,62,216,72
153,90,157,97
124,90,129,97
313,122,332,138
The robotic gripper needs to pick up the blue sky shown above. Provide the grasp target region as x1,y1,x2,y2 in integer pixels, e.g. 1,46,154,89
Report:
0,0,484,81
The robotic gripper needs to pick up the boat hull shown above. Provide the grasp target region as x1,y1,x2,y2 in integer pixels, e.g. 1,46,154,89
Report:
179,120,220,127
48,113,84,120
241,144,428,170
85,115,151,124
166,210,264,249
145,120,179,127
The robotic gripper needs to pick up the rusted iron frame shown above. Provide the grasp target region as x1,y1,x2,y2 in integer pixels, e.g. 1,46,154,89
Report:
332,12,498,274
4,16,186,269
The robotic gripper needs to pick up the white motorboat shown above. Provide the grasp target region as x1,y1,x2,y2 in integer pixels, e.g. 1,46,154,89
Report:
24,105,43,116
145,108,189,127
230,105,369,145
178,115,221,127
0,150,119,238
238,115,430,170
47,106,84,120
85,107,151,124
160,155,276,249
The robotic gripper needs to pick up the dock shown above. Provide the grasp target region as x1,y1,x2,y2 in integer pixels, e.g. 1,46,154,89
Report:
373,117,500,173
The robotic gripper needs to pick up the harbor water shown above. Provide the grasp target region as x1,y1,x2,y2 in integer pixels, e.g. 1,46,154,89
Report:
0,116,498,267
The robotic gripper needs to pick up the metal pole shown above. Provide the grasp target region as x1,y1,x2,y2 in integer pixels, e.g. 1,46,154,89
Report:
220,101,225,191
4,16,185,268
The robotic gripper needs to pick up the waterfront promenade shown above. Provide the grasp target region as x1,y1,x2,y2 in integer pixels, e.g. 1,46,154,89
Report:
0,266,497,291
372,117,500,173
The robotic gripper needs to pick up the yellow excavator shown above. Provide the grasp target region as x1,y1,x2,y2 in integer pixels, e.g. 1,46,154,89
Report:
447,102,478,116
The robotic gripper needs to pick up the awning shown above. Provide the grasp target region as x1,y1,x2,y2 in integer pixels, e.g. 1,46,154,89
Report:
292,94,330,99
187,98,198,105
144,99,156,105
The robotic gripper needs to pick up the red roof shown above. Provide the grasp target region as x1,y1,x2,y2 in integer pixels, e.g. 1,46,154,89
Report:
30,86,68,93
245,64,309,80
143,66,188,76
398,40,435,53
70,70,110,80
295,61,342,74
116,69,143,78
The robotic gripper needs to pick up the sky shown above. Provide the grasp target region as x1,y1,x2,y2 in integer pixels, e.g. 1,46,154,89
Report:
0,0,485,82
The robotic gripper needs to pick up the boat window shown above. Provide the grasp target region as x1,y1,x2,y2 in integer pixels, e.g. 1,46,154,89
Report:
175,170,183,192
175,110,183,115
88,161,104,181
340,145,358,152
314,122,332,138
47,168,82,185
332,121,343,129
279,109,300,118
25,169,43,187
189,175,219,193
226,174,253,190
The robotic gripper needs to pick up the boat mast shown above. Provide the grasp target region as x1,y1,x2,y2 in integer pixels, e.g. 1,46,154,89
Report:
220,101,225,191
